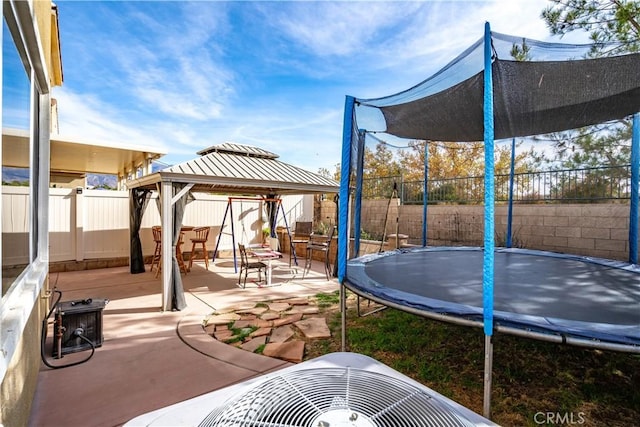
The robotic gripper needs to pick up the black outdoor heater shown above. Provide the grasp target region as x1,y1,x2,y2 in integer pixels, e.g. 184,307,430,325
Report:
51,298,108,357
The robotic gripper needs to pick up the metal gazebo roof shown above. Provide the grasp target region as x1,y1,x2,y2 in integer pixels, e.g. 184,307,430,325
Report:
126,142,339,195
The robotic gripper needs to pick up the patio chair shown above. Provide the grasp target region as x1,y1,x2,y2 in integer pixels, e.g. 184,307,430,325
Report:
188,226,211,270
150,226,162,273
304,225,335,280
238,244,267,288
289,221,313,266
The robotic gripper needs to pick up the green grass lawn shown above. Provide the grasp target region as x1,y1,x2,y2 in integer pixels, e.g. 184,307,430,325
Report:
306,295,640,427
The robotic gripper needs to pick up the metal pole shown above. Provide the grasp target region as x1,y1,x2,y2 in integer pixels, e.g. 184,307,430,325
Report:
483,335,494,418
212,198,230,263
340,280,347,351
423,141,429,247
229,200,237,272
277,200,295,259
630,113,639,264
353,130,366,257
507,138,516,248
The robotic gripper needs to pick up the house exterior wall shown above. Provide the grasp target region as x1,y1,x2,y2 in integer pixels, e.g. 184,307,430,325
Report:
0,294,47,427
1,2,60,426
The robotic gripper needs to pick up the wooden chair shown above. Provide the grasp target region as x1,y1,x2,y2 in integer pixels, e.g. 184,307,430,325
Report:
304,225,335,280
188,226,210,270
238,244,266,288
150,226,162,273
289,221,313,266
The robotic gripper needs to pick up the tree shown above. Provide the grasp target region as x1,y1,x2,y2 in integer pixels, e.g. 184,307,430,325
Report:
542,0,640,56
363,142,403,179
535,0,639,171
510,38,533,61
530,121,633,168
397,140,533,178
356,138,535,202
398,140,535,202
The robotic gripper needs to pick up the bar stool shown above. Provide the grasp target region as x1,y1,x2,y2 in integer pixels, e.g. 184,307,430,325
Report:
153,228,188,278
176,231,188,275
188,226,211,270
150,226,162,273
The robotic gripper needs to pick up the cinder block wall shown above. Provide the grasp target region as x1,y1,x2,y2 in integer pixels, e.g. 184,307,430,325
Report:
316,197,338,229
359,201,634,261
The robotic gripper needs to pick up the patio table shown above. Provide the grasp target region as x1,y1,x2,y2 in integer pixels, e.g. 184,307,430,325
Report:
248,247,281,286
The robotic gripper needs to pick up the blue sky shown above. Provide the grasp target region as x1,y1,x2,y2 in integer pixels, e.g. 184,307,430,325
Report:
16,1,589,174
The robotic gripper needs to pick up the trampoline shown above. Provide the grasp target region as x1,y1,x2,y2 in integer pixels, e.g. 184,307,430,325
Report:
345,246,640,352
337,23,640,417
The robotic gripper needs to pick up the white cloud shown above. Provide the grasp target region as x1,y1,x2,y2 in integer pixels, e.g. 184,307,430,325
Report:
261,2,425,57
362,0,552,72
133,86,223,121
54,89,168,151
101,4,235,122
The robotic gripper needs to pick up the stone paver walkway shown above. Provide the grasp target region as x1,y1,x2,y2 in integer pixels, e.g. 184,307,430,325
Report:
205,297,331,363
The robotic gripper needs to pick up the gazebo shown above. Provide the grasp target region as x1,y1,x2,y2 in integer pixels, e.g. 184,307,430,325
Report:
126,142,339,311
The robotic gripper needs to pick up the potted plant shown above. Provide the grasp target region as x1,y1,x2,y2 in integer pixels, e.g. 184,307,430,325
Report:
262,227,271,244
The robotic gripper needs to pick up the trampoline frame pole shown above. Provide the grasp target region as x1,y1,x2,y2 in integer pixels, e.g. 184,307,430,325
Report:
339,95,356,351
338,95,355,283
482,21,496,420
423,141,429,247
340,281,347,351
483,335,493,418
630,113,639,264
506,138,516,248
353,130,366,257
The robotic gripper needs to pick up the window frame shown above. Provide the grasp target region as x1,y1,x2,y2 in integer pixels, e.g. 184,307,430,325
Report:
0,0,51,383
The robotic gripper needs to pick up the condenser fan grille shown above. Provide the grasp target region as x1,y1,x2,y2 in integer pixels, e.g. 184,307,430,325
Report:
198,367,475,427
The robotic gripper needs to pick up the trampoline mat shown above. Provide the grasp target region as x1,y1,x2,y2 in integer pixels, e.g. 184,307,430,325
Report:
345,247,640,346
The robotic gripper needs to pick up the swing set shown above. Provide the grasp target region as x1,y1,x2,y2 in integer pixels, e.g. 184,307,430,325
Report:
212,196,296,272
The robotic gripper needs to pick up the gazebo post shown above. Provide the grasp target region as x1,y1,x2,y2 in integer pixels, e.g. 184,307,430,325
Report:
161,180,173,311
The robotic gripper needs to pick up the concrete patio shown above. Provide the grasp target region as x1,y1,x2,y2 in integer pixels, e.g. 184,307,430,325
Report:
27,256,339,427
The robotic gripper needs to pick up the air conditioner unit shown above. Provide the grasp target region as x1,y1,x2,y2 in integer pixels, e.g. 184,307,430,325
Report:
125,352,496,427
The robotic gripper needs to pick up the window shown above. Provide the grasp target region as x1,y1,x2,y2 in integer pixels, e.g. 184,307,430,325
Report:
2,17,32,296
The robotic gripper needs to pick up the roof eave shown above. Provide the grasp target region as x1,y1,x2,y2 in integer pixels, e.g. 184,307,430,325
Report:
125,171,338,195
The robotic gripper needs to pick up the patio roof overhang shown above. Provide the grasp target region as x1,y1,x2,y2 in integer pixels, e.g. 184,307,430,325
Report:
2,127,166,176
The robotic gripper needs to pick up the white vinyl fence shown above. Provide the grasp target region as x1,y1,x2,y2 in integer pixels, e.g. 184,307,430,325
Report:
3,187,313,265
